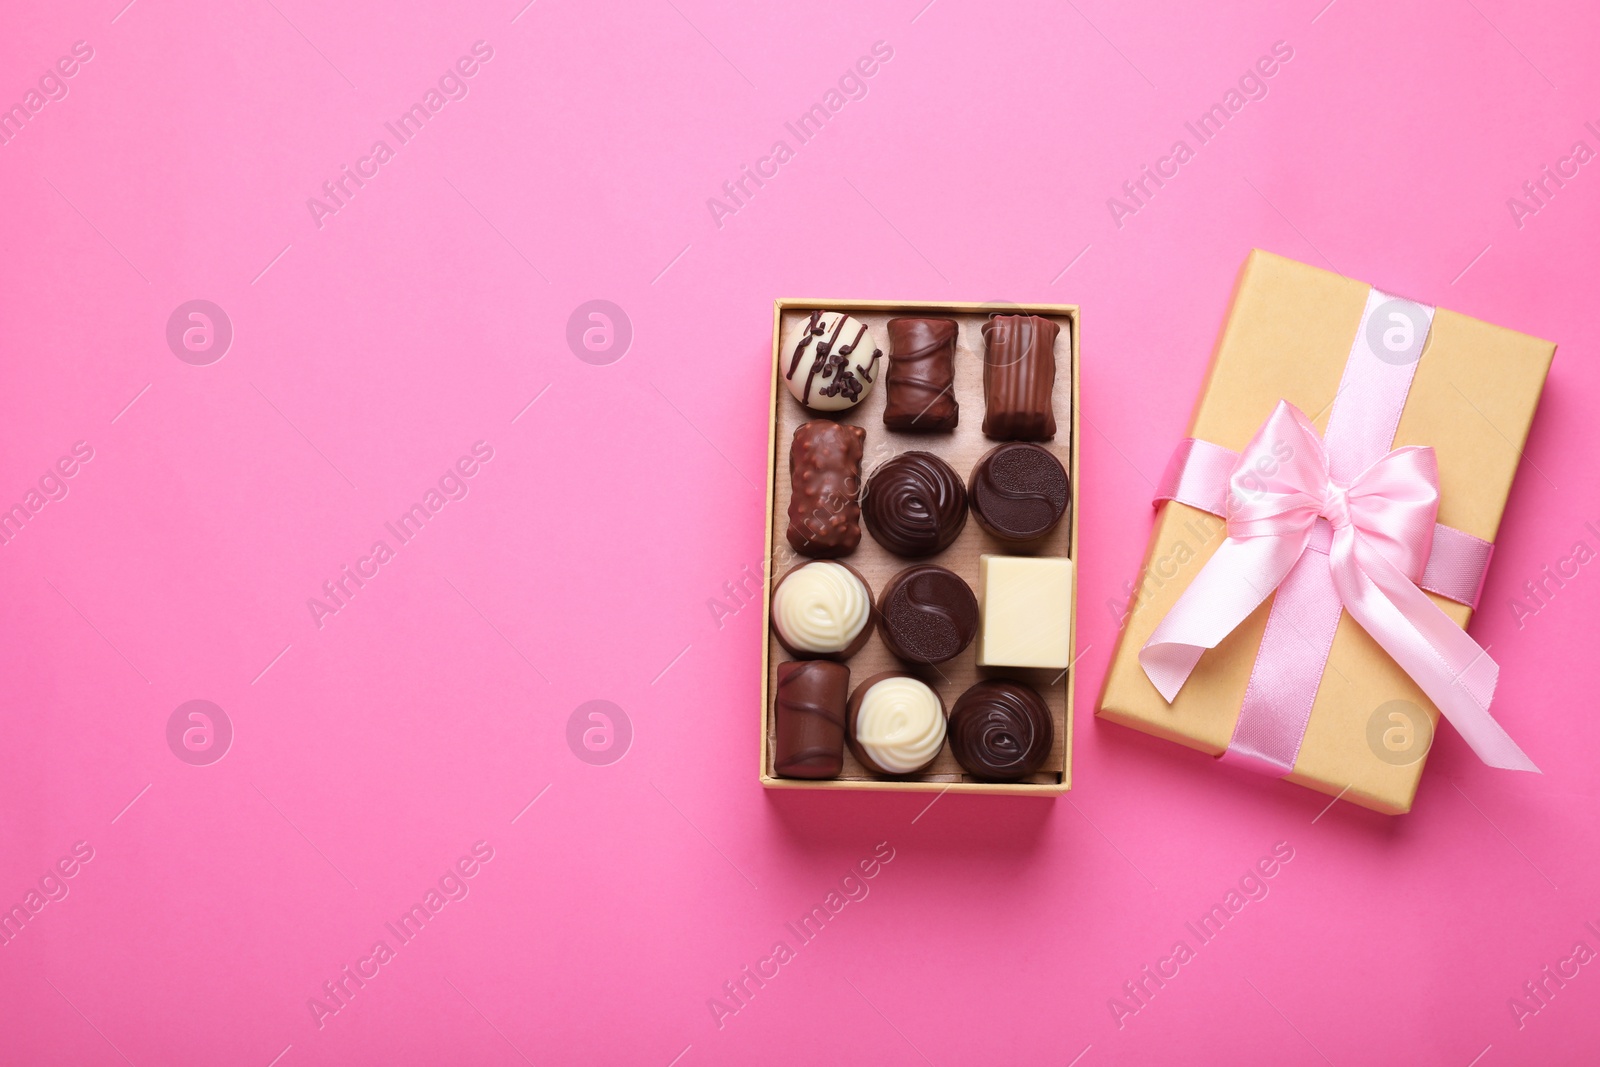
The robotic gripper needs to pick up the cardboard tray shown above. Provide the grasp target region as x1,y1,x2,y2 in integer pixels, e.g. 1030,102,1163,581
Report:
759,299,1080,795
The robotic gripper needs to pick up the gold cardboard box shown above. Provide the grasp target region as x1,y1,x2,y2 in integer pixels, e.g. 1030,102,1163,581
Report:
1098,251,1554,814
760,299,1080,795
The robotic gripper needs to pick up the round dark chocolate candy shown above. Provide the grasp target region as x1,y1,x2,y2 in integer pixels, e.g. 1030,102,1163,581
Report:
948,680,1054,781
876,564,979,665
969,442,1069,543
862,451,967,558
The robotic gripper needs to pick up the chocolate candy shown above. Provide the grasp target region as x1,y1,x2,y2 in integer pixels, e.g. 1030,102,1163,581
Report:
787,420,865,558
877,564,978,665
948,680,1054,781
771,561,874,660
847,672,947,775
774,660,849,779
862,451,967,558
785,311,882,412
883,317,959,432
969,443,1070,543
981,314,1059,441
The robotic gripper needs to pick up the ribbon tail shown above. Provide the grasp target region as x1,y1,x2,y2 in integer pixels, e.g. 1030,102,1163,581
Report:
1332,533,1540,773
1140,533,1308,702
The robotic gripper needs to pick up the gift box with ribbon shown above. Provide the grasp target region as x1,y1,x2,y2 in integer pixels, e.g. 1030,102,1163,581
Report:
1098,250,1554,814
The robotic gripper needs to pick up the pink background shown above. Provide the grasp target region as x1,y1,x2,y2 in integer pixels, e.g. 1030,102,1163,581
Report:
2,0,1598,1063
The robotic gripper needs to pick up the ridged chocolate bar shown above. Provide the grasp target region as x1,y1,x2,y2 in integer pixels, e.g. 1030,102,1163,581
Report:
981,314,1059,441
786,419,865,558
774,660,848,778
884,317,959,431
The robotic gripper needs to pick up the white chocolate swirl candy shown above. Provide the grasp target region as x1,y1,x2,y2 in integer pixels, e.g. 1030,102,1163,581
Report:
853,674,946,774
784,311,882,412
772,561,871,655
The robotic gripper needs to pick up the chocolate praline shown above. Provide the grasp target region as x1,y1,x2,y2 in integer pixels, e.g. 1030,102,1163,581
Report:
981,314,1059,441
862,452,967,558
846,671,947,776
969,443,1070,543
773,660,849,779
948,680,1054,781
787,419,866,559
883,317,959,432
784,310,881,413
770,560,875,661
876,564,979,665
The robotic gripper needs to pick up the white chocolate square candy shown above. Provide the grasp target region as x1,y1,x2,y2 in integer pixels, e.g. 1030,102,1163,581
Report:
974,555,1074,669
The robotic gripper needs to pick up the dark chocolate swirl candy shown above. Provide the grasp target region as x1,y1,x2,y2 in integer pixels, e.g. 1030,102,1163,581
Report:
948,680,1054,781
877,564,978,665
969,443,1070,543
862,452,967,558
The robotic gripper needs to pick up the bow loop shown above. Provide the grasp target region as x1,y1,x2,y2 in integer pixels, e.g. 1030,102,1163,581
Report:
1341,445,1439,582
1223,401,1328,539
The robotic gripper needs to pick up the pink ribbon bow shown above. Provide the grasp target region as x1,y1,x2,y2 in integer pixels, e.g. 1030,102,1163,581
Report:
1140,400,1538,773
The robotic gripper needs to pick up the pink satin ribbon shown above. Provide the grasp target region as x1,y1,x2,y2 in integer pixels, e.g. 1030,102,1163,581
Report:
1139,293,1537,775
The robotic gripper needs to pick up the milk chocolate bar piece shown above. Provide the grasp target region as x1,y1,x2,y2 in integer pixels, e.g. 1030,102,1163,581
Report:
786,419,865,558
981,315,1059,441
774,660,848,779
884,317,959,431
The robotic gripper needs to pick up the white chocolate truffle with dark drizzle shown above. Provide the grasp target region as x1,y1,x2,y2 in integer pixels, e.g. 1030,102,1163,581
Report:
784,311,882,412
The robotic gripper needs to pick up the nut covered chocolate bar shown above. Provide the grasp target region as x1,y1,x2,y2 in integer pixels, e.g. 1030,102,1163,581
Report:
786,419,865,558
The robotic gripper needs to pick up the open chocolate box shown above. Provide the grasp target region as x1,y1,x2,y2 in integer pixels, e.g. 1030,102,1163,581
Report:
759,299,1080,795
